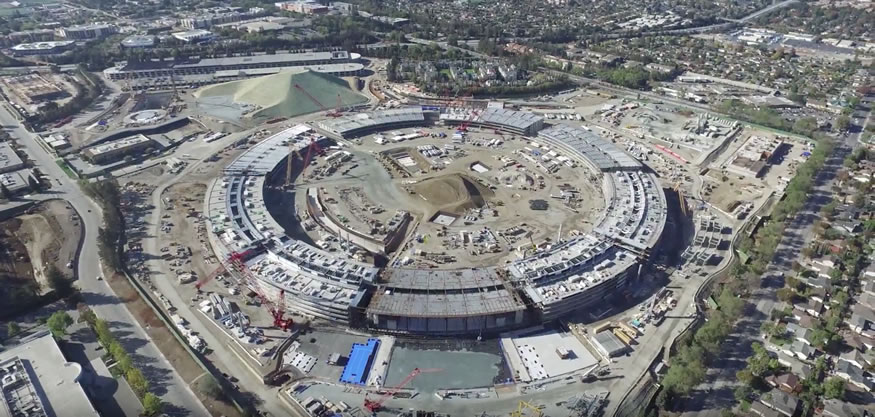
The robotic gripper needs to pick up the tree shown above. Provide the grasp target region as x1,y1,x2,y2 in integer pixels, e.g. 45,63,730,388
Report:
47,311,73,337
835,115,851,132
0,183,11,200
198,376,224,400
776,288,797,303
77,304,96,325
27,175,41,193
94,318,112,347
142,393,163,416
109,341,126,362
7,322,21,337
46,266,74,296
823,377,846,399
126,368,149,397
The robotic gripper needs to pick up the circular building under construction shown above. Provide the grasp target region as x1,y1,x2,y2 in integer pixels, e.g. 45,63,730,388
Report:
204,105,668,336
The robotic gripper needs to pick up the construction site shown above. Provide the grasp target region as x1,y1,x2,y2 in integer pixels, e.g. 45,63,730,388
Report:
0,200,81,316
54,51,812,416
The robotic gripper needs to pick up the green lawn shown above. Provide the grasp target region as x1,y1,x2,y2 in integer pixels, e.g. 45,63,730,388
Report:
55,159,78,179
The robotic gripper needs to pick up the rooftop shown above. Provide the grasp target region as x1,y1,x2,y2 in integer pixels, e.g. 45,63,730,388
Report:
440,107,544,132
318,108,426,137
0,331,98,417
538,124,642,171
10,41,75,51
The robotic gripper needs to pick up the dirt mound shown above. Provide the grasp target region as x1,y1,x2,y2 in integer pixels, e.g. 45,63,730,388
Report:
412,174,494,215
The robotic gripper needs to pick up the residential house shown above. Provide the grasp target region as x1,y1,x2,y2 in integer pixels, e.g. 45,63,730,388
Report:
776,352,813,379
834,359,874,391
840,349,872,370
765,373,803,394
808,287,828,305
820,399,870,417
805,299,824,318
782,340,815,361
750,402,783,417
759,389,800,417
786,323,813,345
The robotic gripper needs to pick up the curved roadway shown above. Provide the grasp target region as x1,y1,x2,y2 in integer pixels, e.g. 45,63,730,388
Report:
0,106,208,416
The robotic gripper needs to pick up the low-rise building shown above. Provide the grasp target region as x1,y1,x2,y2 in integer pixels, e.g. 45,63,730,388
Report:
0,143,25,174
10,40,75,56
121,35,157,49
0,331,99,417
172,29,214,43
758,389,800,417
834,359,873,390
59,23,117,40
83,134,154,164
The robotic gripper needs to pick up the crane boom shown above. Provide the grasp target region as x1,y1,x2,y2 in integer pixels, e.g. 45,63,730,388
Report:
364,368,441,412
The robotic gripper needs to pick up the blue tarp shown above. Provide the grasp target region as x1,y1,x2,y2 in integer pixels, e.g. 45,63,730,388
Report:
339,338,380,385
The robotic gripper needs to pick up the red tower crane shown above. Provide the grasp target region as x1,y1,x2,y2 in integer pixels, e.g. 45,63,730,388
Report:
195,250,251,291
363,368,442,412
301,138,324,175
194,250,292,331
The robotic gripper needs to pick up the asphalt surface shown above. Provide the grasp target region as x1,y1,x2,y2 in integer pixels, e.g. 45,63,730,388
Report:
0,106,209,416
678,99,871,416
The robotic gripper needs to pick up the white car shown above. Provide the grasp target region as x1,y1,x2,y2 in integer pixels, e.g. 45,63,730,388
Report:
96,275,103,281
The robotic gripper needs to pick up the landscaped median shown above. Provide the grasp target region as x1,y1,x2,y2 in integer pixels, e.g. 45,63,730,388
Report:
76,306,164,416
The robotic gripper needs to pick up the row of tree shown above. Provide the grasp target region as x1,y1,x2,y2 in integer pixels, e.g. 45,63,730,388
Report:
80,179,124,271
78,306,164,416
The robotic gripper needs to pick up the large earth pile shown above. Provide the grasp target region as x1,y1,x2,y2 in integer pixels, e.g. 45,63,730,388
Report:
412,174,494,215
193,69,368,120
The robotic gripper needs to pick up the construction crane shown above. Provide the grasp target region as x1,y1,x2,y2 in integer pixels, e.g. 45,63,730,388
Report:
333,93,345,116
194,250,293,331
294,83,342,117
363,368,441,412
510,400,544,417
283,139,324,187
195,250,251,291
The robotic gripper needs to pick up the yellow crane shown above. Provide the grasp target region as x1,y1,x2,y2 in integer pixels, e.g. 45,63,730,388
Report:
510,400,543,417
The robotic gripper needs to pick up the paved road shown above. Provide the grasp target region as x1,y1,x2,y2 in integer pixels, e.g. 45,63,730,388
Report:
678,99,871,415
0,106,208,416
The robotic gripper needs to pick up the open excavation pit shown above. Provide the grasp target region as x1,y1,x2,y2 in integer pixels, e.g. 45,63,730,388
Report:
410,173,494,216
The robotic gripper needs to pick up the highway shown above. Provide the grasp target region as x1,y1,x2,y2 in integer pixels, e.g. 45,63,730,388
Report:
0,106,208,416
678,97,871,416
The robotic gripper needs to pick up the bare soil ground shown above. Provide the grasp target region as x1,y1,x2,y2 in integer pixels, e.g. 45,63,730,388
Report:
412,173,494,216
14,200,81,287
0,201,81,316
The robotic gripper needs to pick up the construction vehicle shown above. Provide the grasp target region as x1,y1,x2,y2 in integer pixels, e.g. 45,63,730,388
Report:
195,250,293,331
363,368,441,412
